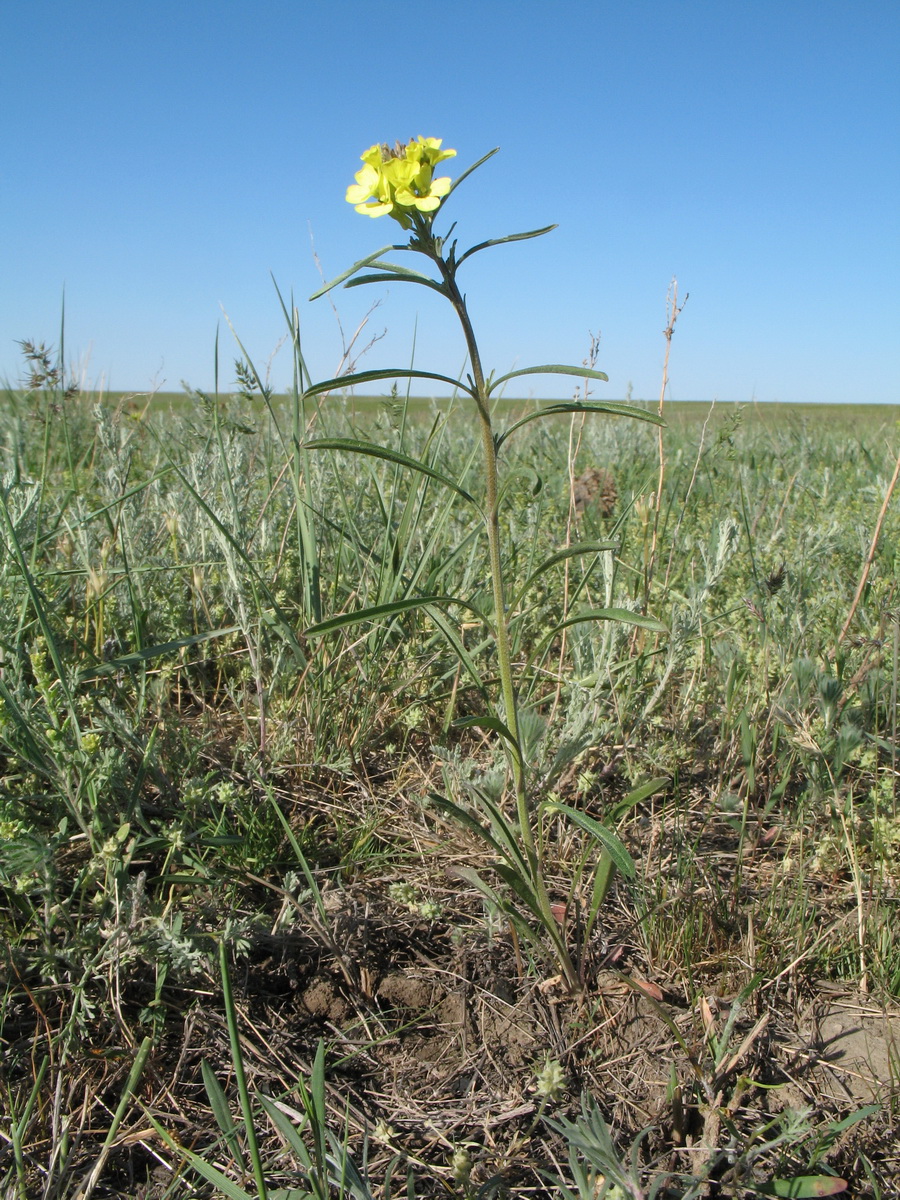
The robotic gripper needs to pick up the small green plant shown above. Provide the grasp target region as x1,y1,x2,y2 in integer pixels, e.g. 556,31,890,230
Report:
306,138,666,990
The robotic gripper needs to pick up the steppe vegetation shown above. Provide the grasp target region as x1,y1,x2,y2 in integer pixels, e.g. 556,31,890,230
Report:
2,344,899,1197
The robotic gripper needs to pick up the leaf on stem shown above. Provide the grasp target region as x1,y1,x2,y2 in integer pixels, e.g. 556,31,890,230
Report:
77,626,242,682
445,147,501,198
304,438,480,506
454,713,522,759
309,246,397,300
456,225,558,268
490,365,611,392
304,367,476,400
543,801,636,879
607,776,669,823
305,595,482,638
345,272,446,294
496,400,664,448
509,541,618,611
528,607,667,668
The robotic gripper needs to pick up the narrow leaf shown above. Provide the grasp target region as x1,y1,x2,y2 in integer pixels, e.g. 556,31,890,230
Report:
453,714,521,757
608,776,669,823
76,625,241,682
511,541,618,610
543,801,636,878
493,861,546,921
345,272,446,294
490,365,610,392
555,607,667,635
309,245,395,300
304,438,478,505
497,401,663,447
423,604,487,697
305,594,481,638
446,147,500,197
144,1112,257,1200
754,1177,847,1197
529,608,667,667
304,367,475,400
456,225,557,267
450,865,541,945
428,792,506,858
257,1095,314,1168
201,1060,246,1170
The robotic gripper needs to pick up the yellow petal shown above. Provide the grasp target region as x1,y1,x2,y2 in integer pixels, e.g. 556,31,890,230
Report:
355,200,393,217
413,194,441,212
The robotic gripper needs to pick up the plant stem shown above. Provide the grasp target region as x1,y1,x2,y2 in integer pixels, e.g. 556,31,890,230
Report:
436,261,532,857
425,239,579,989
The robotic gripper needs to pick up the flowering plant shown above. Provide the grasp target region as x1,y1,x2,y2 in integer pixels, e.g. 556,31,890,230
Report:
306,140,666,990
345,137,456,224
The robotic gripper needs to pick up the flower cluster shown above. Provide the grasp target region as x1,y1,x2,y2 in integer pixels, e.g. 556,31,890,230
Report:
346,137,456,227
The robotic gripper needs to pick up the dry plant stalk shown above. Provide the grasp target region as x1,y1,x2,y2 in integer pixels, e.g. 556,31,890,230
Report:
645,278,687,607
551,332,601,719
833,443,900,653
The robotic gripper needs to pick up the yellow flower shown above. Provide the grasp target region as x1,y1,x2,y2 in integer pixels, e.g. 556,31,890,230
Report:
345,138,456,225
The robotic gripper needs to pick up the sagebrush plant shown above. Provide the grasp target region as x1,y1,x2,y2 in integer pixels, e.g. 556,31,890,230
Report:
307,138,666,990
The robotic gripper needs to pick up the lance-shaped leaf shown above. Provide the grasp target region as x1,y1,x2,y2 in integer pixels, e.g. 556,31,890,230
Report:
754,1177,848,1198
305,594,482,638
304,438,480,507
554,607,667,634
607,776,669,823
456,224,558,268
490,364,610,393
304,367,476,401
543,801,636,879
496,401,663,449
345,271,446,295
423,604,488,697
77,626,241,682
528,606,667,668
445,147,500,198
309,245,396,300
509,541,618,612
429,793,507,859
450,865,542,945
454,713,522,766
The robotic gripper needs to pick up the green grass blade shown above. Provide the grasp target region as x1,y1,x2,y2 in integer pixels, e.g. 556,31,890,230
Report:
201,1059,246,1171
219,941,269,1200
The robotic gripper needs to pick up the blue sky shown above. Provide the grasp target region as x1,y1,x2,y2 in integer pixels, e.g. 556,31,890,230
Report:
2,1,898,403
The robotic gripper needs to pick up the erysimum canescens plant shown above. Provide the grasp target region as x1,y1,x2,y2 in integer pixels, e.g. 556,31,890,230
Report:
305,139,666,992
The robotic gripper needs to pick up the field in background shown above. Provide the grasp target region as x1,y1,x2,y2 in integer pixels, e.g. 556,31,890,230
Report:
1,378,899,1197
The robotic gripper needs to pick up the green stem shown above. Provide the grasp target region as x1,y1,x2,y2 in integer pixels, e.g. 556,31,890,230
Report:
436,262,531,852
421,232,578,990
